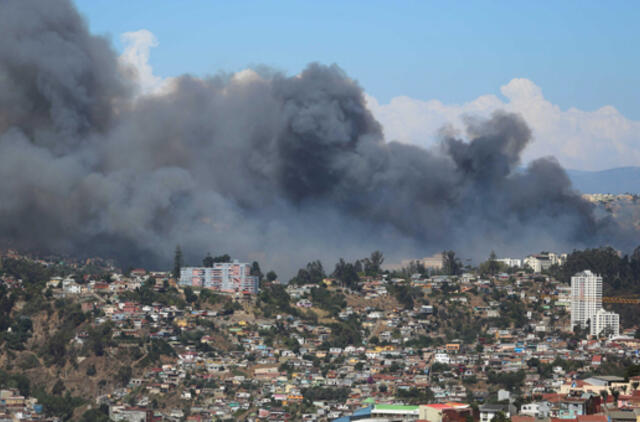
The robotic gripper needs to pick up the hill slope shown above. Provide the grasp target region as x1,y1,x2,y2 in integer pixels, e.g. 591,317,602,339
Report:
567,166,640,194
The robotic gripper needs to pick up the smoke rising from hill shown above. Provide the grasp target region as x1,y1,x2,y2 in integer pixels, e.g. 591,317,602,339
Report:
0,0,633,273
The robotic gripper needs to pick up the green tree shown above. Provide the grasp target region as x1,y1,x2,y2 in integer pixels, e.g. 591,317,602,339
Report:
332,259,360,289
442,250,462,276
251,261,263,281
80,406,110,422
51,380,65,396
117,366,132,386
203,253,214,267
291,261,325,286
184,286,197,304
213,254,231,263
266,271,278,282
493,411,511,422
611,388,620,404
388,282,421,309
364,251,384,276
487,250,500,275
86,364,96,376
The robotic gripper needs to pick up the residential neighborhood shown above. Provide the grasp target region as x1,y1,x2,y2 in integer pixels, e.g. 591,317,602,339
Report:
0,247,639,421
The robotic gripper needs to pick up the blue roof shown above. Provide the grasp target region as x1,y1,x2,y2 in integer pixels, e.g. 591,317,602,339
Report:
332,406,373,421
353,406,373,416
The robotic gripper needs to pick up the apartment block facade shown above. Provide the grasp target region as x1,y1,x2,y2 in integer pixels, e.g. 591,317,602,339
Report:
570,269,620,337
570,270,602,330
179,261,259,294
592,308,620,337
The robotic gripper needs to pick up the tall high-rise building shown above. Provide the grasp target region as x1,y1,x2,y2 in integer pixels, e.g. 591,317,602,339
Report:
570,270,602,330
179,260,259,294
570,270,619,337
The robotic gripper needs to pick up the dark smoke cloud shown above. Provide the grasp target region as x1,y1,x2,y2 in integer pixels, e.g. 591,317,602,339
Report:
0,0,634,275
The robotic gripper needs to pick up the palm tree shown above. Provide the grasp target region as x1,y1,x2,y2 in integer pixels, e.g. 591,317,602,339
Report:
600,390,609,409
611,388,620,405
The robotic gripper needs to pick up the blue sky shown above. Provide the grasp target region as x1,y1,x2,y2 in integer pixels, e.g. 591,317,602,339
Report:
74,1,640,118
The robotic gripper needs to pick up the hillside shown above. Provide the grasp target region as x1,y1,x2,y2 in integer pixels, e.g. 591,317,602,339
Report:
567,166,640,194
0,250,638,421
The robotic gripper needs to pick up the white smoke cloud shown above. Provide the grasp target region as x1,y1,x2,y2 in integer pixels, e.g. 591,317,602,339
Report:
119,29,165,95
119,30,267,98
366,79,640,171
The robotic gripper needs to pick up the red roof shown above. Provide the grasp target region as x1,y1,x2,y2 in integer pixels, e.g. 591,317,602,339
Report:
425,404,450,409
578,415,608,422
512,416,535,422
542,393,566,402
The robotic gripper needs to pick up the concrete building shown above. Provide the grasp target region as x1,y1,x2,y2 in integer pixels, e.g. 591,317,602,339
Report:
370,404,419,420
419,403,472,422
434,353,450,364
520,401,551,418
524,252,566,273
592,308,620,337
570,270,620,337
571,270,602,331
496,258,522,268
179,260,259,294
479,404,514,422
400,253,443,271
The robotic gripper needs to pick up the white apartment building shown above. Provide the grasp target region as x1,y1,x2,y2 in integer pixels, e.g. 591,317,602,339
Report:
571,270,602,330
400,253,443,270
179,260,259,294
524,252,567,273
592,308,620,337
497,258,522,268
570,270,620,337
434,353,450,364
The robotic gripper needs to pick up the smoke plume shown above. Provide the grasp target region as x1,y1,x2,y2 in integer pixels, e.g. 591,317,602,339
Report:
0,0,633,274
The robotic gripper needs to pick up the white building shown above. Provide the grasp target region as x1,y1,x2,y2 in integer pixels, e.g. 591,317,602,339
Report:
592,308,620,337
62,277,82,295
520,402,551,418
570,270,620,337
480,404,513,422
400,253,443,270
524,252,566,273
434,353,450,364
571,270,602,330
179,260,259,294
497,258,522,268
